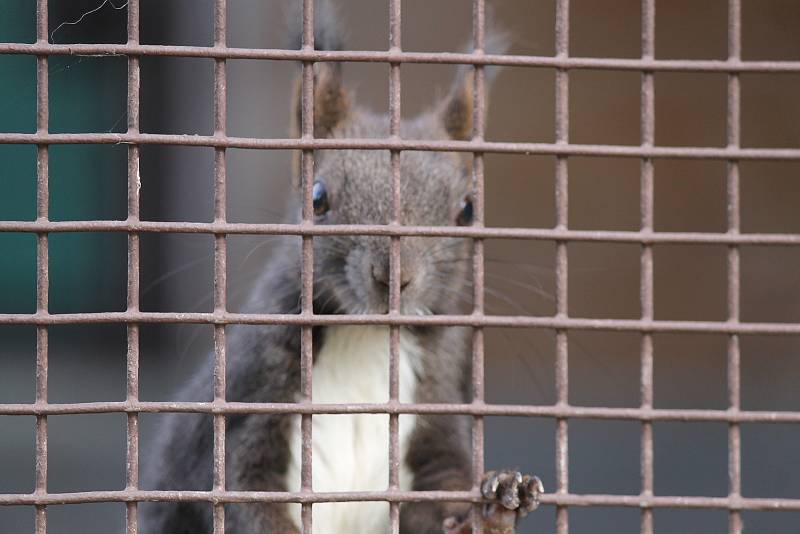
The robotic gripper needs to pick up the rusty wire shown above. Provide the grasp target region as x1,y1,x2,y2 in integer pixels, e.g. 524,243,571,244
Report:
2,41,800,73
211,1,228,533
33,2,50,533
638,1,655,533
725,2,744,534
299,1,315,531
553,1,569,532
388,1,403,532
124,1,142,532
2,1,800,534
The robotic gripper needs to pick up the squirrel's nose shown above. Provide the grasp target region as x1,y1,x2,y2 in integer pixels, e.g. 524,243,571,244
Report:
371,264,412,290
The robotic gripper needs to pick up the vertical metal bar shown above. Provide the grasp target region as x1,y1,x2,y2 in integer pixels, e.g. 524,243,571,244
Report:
212,1,228,533
726,2,742,533
34,2,49,532
387,1,403,533
639,2,655,534
554,2,570,533
300,1,316,532
125,1,142,533
471,1,487,533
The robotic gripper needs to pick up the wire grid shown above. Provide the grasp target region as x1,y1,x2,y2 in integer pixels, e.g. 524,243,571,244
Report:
2,1,800,533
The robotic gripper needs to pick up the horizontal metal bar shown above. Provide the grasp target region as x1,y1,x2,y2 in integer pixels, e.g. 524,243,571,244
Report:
2,401,800,424
2,42,800,74
4,490,476,506
1,132,800,160
0,311,799,335
0,489,798,512
1,220,800,246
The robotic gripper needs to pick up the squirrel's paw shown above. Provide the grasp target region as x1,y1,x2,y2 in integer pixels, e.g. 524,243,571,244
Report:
442,470,544,534
481,470,544,516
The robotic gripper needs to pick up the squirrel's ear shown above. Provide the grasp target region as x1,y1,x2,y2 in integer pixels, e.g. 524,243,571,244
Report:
439,69,476,141
291,63,350,140
439,31,509,140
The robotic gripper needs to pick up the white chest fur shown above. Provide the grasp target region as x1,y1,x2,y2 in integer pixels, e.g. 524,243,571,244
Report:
285,326,422,534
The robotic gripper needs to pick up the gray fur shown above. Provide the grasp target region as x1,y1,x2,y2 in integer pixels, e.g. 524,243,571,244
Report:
140,3,518,533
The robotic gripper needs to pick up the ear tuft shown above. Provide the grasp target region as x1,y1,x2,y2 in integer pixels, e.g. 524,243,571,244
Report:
292,63,350,140
312,63,350,138
439,29,510,140
441,70,475,141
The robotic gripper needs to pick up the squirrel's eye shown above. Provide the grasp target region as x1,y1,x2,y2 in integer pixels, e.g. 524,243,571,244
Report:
456,196,474,226
312,180,330,216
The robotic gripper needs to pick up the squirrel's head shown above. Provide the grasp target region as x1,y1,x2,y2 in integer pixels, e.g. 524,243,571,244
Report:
292,62,496,316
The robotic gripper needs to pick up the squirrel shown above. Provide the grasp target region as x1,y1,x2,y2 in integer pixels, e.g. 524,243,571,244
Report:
140,3,543,533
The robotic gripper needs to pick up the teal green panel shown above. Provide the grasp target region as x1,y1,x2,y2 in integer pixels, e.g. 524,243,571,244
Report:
46,54,128,302
0,0,36,43
0,3,37,312
49,55,128,134
50,145,127,221
49,232,127,313
0,144,36,221
0,54,36,133
0,5,129,310
0,233,36,313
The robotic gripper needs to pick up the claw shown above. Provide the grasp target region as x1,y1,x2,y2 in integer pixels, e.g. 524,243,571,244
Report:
517,475,544,516
481,470,544,514
500,478,520,510
481,470,500,498
447,470,544,533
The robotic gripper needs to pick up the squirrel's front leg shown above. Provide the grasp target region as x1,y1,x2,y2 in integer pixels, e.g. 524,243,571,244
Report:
442,470,544,534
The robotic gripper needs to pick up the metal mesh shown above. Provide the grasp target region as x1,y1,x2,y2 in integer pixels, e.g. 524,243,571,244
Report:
1,1,800,533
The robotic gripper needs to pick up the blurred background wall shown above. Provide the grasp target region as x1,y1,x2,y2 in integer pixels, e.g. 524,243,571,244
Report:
1,0,799,532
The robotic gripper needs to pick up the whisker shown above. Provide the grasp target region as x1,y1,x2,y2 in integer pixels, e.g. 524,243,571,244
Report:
141,254,213,298
485,271,554,303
